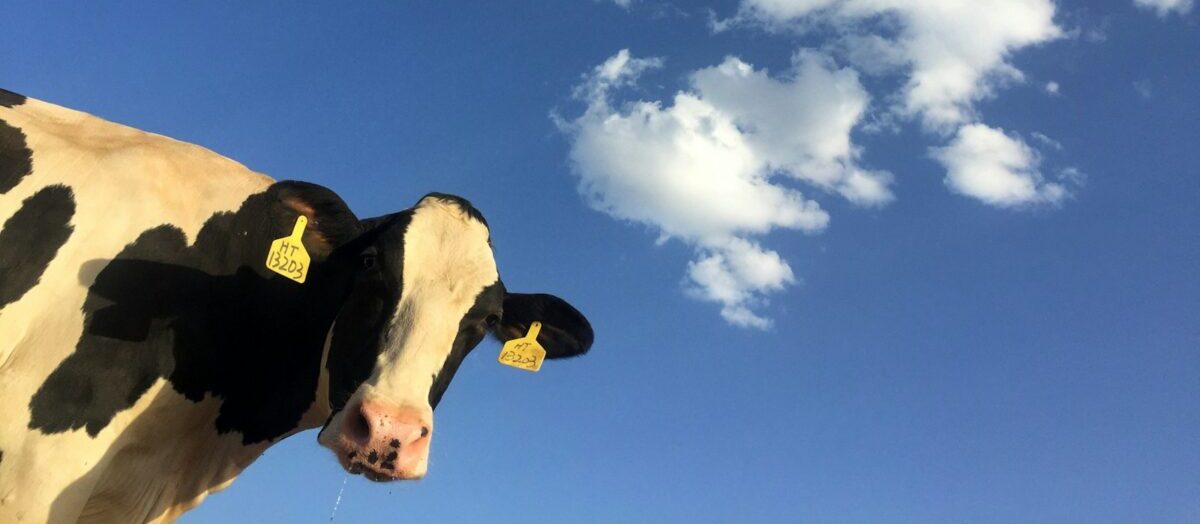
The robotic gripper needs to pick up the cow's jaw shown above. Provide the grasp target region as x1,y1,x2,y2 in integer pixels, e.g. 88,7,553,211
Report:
318,197,500,481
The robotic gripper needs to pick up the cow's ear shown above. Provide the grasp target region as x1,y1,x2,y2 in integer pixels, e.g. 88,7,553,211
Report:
268,181,362,261
491,293,593,359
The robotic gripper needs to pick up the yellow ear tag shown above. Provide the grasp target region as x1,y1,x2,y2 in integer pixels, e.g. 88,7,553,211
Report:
498,321,547,372
265,215,311,284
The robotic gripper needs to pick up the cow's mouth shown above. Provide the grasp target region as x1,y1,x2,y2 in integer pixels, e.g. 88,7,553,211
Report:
339,449,424,482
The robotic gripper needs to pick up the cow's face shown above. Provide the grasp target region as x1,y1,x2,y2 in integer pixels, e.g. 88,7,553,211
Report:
318,194,592,481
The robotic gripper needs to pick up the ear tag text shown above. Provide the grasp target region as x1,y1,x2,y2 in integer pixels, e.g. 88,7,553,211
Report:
498,321,546,372
266,215,311,284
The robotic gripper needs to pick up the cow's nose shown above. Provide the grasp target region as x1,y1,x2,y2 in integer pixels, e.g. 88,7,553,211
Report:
343,399,432,477
356,400,431,446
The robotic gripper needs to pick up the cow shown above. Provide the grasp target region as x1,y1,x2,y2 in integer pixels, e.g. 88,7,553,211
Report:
0,88,594,522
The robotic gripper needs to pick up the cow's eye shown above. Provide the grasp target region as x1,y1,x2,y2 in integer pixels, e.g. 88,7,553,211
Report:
361,255,377,269
484,314,500,327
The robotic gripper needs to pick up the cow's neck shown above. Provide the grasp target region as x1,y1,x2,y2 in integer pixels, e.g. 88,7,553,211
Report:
300,326,338,429
86,322,339,523
72,266,352,523
75,321,339,523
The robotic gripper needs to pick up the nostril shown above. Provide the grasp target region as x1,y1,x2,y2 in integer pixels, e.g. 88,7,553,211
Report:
420,426,430,438
345,403,372,447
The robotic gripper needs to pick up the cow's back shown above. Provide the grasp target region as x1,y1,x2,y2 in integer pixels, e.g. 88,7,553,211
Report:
0,95,272,366
0,92,274,522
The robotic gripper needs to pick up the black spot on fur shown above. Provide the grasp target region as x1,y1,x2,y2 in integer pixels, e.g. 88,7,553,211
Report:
0,117,33,194
0,88,25,108
0,185,75,310
429,281,505,408
326,212,412,413
28,182,366,443
367,450,379,464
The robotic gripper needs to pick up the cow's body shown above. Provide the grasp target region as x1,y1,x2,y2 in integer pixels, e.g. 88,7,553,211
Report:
0,91,291,522
0,90,594,522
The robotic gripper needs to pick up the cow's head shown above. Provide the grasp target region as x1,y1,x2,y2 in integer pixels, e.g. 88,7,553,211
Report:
317,193,592,481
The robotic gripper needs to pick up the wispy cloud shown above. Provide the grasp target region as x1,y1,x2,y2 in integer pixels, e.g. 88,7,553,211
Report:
1133,79,1154,99
1030,131,1063,150
1133,0,1194,17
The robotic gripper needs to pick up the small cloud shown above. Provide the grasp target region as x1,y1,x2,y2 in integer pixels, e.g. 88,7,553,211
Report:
931,124,1074,208
1133,0,1194,16
1030,131,1063,150
648,2,690,20
1060,10,1111,43
685,238,796,329
1083,22,1110,43
1057,166,1087,186
1133,79,1154,99
1044,81,1061,95
568,49,664,104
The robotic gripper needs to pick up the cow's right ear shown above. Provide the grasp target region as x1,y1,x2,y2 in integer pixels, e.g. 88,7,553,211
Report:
491,293,594,359
268,181,363,261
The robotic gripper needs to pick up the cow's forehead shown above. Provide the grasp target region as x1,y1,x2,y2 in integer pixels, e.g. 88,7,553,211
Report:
400,195,498,288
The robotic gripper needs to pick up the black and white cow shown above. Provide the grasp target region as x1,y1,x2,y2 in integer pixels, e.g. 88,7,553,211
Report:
0,89,593,522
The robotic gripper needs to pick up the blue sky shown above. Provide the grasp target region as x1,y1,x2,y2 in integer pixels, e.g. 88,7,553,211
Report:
3,0,1198,521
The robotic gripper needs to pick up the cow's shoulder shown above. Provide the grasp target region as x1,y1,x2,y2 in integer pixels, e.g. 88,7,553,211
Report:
0,91,276,369
0,90,273,214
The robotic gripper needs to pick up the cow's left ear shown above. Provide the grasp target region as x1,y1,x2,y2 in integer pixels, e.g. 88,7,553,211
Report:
491,293,593,359
268,181,362,261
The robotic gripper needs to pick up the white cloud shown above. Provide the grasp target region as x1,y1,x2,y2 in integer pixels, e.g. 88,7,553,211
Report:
685,238,796,329
727,0,1063,130
573,49,662,100
558,49,890,328
824,34,908,75
724,0,1080,208
930,124,1069,207
690,52,894,205
1030,131,1063,150
1133,79,1154,99
1134,0,1194,16
558,1,1080,328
